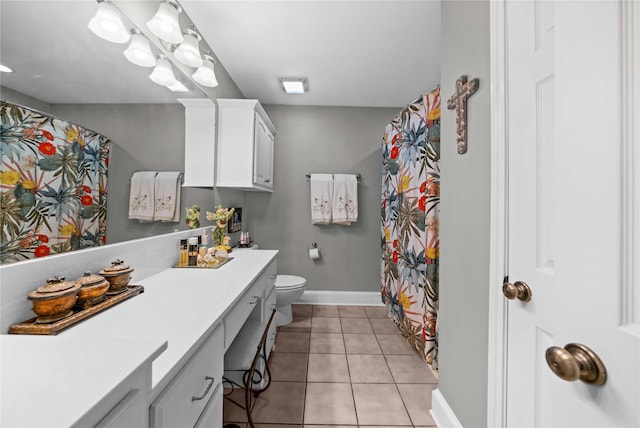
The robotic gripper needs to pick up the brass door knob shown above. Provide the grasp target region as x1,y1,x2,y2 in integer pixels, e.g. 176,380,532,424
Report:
545,343,607,385
502,280,532,302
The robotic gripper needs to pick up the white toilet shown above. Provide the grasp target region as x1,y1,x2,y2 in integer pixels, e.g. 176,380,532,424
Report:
275,275,307,326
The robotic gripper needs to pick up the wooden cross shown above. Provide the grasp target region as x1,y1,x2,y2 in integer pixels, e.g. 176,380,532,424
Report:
447,75,479,154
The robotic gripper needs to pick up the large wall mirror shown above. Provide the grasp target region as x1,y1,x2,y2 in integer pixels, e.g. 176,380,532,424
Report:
0,0,213,264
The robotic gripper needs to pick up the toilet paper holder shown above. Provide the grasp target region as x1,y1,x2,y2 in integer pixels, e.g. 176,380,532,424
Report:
308,242,321,260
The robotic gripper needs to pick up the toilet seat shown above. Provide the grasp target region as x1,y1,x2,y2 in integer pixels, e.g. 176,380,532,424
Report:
275,275,307,290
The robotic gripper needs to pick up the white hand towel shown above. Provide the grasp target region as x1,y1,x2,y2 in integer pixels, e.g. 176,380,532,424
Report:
310,174,333,224
332,174,358,225
154,171,182,222
128,171,156,221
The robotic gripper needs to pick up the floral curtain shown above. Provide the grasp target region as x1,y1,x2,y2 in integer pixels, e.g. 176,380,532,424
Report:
1,101,110,264
381,87,441,369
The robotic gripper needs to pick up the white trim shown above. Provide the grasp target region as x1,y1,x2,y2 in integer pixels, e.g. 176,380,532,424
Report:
621,0,639,326
487,0,509,427
296,290,383,306
431,389,464,428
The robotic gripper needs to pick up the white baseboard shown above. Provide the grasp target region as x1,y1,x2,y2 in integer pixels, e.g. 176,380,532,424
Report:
296,290,383,306
431,389,463,428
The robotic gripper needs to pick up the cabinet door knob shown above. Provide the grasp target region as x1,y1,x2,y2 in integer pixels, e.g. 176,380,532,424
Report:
249,296,260,305
191,376,215,401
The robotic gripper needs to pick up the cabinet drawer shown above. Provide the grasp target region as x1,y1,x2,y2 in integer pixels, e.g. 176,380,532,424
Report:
193,384,222,428
224,278,265,349
150,325,223,428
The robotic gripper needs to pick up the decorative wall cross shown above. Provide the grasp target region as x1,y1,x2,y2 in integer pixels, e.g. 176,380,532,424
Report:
447,75,479,154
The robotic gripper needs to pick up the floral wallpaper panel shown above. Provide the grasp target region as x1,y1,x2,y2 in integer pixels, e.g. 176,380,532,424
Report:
0,101,110,264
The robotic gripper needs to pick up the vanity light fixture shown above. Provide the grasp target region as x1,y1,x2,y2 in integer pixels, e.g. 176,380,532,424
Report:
279,77,309,94
173,26,203,68
147,0,184,45
149,55,177,87
124,29,156,67
0,64,13,73
88,0,130,44
192,53,218,88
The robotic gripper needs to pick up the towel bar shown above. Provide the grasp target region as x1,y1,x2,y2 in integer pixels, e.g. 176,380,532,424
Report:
305,173,360,182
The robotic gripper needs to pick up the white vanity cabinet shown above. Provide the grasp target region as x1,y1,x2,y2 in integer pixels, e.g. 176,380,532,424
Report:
178,98,216,187
216,99,276,192
150,324,224,428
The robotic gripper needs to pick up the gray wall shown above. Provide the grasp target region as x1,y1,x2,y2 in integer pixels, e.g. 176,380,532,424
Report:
245,105,399,292
438,1,491,426
50,104,216,244
1,86,52,113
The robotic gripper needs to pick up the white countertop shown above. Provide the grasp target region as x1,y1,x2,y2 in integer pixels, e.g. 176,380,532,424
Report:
0,249,278,427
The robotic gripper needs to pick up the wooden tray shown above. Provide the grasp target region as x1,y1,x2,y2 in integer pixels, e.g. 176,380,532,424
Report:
8,285,144,335
173,257,233,269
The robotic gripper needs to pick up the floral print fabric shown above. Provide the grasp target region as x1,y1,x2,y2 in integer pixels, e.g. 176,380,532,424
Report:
1,102,110,264
381,88,441,369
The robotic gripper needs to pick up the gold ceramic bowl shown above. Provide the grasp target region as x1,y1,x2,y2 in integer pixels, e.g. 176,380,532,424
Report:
75,272,110,309
28,276,81,323
99,259,134,293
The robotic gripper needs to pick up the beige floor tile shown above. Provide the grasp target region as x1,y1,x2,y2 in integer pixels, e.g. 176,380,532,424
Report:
347,354,394,383
312,305,340,317
376,333,419,355
251,381,306,424
340,317,373,334
254,425,301,428
223,388,250,424
311,317,342,333
292,304,313,317
304,383,357,425
397,383,438,426
274,332,310,353
338,305,367,318
369,317,401,334
307,353,350,382
364,306,388,318
269,352,308,382
279,316,312,332
343,333,382,354
386,354,437,383
352,383,412,426
304,426,357,428
309,333,345,354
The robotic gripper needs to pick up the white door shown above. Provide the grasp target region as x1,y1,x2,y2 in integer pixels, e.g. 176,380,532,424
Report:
505,1,640,426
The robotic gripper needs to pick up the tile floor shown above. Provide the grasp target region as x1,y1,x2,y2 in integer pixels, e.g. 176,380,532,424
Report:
223,304,438,428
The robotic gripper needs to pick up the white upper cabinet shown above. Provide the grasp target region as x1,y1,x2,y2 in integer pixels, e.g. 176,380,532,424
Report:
216,99,276,192
178,98,216,188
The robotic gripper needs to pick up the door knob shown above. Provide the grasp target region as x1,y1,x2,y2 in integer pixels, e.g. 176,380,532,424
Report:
545,343,607,385
502,280,532,302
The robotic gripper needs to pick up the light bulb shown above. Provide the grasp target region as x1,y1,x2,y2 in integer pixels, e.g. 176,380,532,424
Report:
124,33,156,67
88,1,130,44
192,56,218,88
146,1,183,44
149,57,177,87
174,32,203,68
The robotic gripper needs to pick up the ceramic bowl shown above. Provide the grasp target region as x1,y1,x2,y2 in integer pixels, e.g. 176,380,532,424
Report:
74,272,110,309
28,276,81,323
99,259,134,294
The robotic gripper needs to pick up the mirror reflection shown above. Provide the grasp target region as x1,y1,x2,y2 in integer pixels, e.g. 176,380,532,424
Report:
0,0,210,264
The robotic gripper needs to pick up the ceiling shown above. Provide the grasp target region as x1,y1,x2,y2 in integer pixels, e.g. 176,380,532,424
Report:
0,0,440,108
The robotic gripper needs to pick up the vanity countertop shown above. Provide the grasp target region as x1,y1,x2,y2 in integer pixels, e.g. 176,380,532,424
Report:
0,249,278,427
